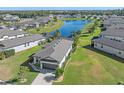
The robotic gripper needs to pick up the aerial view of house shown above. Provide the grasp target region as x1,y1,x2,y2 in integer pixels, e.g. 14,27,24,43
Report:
32,38,73,70
0,7,124,86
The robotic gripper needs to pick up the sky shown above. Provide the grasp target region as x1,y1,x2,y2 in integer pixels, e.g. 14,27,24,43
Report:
0,0,124,7
0,7,123,11
0,0,123,10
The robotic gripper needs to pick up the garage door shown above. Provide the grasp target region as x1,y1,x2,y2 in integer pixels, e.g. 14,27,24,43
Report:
42,63,58,70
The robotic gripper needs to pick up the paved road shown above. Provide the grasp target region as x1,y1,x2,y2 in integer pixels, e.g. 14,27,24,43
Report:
31,69,55,85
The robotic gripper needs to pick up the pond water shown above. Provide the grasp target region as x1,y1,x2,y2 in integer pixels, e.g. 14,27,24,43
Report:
51,20,90,38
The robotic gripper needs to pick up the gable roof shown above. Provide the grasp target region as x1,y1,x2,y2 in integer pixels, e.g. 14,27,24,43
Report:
33,38,73,62
101,29,124,38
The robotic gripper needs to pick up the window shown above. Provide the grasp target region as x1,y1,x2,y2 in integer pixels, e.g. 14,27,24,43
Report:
101,45,103,48
27,43,30,46
24,44,26,47
118,51,121,55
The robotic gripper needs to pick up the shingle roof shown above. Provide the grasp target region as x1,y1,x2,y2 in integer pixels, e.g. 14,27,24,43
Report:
93,37,124,51
0,34,46,49
33,38,73,62
101,29,124,38
108,24,124,30
0,29,27,38
14,17,50,27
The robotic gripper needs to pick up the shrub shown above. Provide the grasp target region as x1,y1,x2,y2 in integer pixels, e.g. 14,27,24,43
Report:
18,66,29,82
7,78,19,84
55,68,64,78
0,51,5,60
4,49,15,58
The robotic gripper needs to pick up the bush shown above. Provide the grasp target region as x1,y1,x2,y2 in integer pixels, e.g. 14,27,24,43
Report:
4,49,15,58
0,51,5,60
7,78,19,84
55,68,64,78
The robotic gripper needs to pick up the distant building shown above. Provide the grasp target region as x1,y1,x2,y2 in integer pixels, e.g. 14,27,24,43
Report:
0,29,28,41
12,17,50,30
2,14,20,21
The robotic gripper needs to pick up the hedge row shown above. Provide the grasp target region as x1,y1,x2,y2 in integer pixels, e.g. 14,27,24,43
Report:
0,49,15,60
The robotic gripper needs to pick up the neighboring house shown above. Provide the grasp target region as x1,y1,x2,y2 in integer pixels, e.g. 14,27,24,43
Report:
0,34,46,53
49,14,54,19
13,17,50,30
103,16,124,28
0,29,28,41
100,29,124,42
92,16,124,59
2,14,20,21
93,38,124,59
108,24,124,30
0,26,8,29
73,14,81,18
32,38,73,70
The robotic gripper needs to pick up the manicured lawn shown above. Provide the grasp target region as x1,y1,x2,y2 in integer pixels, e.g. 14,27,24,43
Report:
54,27,124,85
0,46,42,84
26,20,64,34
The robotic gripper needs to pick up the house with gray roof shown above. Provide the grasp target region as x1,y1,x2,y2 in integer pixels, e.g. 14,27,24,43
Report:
2,14,20,21
93,16,124,59
0,34,46,53
32,38,73,70
103,16,124,28
0,29,28,41
13,17,50,30
101,28,124,42
93,37,124,59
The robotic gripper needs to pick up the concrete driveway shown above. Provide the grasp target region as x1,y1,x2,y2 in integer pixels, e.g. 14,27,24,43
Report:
31,69,55,85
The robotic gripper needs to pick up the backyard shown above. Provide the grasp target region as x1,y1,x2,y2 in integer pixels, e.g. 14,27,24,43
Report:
54,26,124,85
0,46,42,84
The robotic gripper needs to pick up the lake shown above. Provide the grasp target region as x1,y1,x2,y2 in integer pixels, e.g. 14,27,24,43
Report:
51,20,90,38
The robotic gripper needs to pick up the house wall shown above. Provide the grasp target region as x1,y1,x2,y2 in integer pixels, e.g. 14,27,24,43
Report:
7,40,41,53
94,42,124,58
59,45,72,68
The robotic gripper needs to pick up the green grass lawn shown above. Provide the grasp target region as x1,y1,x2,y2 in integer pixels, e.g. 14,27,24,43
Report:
0,46,42,84
63,18,85,20
54,27,124,85
26,20,64,34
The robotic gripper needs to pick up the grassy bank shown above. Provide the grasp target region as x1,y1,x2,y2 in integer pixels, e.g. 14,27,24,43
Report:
0,46,42,84
54,23,124,85
26,20,64,34
63,18,85,20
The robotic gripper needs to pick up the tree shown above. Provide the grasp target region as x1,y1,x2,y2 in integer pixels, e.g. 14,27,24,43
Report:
53,16,57,22
52,30,61,40
55,68,64,78
0,51,5,60
18,66,29,83
72,32,79,52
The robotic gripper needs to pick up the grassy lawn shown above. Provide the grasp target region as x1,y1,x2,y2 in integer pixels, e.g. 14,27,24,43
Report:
54,26,124,85
0,46,42,84
26,20,64,34
63,18,85,20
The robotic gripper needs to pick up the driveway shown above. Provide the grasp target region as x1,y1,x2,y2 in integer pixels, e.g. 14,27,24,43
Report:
31,69,55,85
